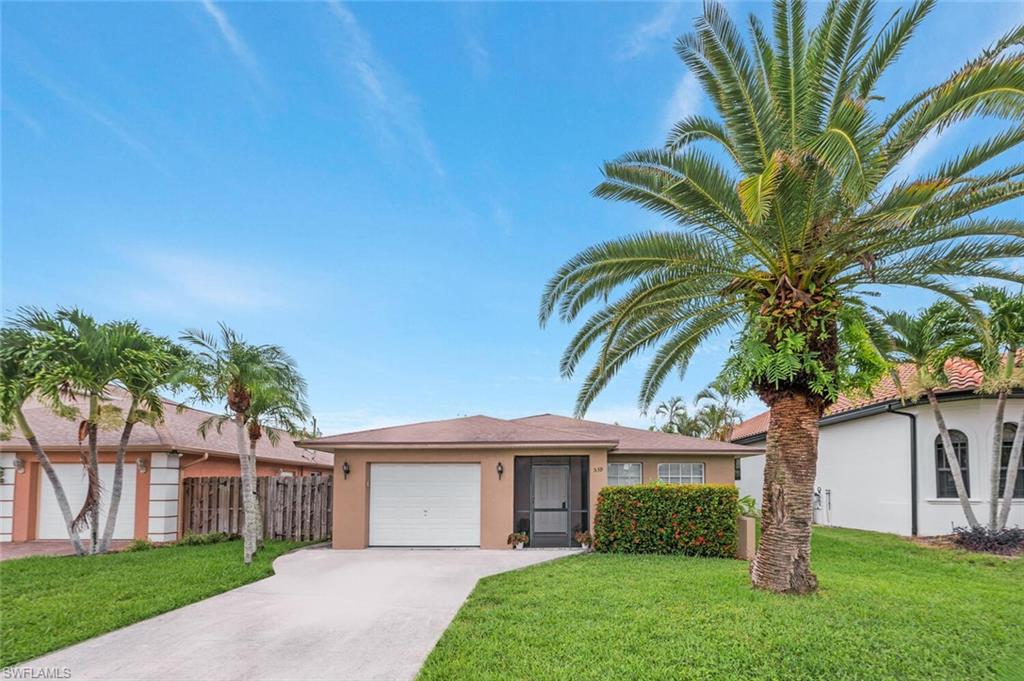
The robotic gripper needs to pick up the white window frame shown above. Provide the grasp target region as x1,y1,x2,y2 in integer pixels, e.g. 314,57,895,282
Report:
607,462,643,486
657,462,705,484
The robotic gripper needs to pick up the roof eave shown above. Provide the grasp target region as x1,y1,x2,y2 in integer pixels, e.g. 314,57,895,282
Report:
611,447,764,456
299,440,618,452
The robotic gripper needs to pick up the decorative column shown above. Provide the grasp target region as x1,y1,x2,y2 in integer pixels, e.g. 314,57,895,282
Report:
148,452,180,543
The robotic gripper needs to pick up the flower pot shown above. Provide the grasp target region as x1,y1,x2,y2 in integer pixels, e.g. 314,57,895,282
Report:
515,542,525,550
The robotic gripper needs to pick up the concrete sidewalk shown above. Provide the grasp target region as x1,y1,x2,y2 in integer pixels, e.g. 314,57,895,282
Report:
20,547,576,681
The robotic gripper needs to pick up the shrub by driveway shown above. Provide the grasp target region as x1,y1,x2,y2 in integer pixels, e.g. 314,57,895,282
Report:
0,539,306,667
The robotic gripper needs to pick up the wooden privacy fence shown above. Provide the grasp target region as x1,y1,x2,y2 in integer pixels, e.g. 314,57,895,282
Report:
182,475,333,541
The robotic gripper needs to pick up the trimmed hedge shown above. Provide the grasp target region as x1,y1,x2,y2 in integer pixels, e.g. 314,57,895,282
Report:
593,483,738,557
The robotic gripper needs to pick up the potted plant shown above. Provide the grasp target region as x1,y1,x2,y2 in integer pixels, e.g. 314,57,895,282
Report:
574,530,593,552
507,531,529,550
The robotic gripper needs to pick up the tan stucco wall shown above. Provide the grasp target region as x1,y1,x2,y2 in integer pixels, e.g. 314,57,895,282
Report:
331,447,609,550
607,454,736,485
179,454,328,479
10,451,152,541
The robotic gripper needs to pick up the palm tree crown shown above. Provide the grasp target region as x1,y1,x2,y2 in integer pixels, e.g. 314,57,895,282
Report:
541,0,1024,416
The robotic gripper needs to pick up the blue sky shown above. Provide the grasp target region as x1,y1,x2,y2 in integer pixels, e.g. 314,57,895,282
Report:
3,1,1022,433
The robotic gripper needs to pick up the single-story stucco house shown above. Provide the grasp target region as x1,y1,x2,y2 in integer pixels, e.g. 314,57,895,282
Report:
731,358,1024,536
300,413,762,550
0,394,332,544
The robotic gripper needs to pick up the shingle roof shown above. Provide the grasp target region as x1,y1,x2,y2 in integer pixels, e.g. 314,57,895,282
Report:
299,415,615,449
515,414,761,454
301,413,763,454
729,357,989,442
2,393,333,468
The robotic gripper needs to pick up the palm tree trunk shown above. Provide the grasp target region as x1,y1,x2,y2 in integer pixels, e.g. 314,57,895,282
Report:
87,394,101,554
235,413,258,564
99,398,137,553
996,403,1024,531
15,410,86,555
989,389,1007,530
750,393,820,595
926,389,980,529
249,439,264,552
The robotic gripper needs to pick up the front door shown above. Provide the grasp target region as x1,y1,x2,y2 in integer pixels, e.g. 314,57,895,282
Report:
531,464,570,547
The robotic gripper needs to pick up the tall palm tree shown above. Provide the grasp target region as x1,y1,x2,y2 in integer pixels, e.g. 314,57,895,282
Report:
182,324,310,564
0,327,85,555
972,286,1024,530
540,0,1024,593
880,302,981,529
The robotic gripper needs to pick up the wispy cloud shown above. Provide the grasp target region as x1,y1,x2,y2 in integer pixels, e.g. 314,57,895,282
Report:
26,70,166,173
584,404,653,429
889,126,949,183
617,3,684,61
201,0,263,85
454,4,490,80
110,249,318,319
2,97,45,137
324,1,444,176
660,71,701,141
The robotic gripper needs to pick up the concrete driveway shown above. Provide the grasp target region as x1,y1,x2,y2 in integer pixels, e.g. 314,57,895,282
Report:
24,546,576,681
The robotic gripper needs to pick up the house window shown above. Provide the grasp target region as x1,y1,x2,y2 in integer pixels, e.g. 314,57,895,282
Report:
658,462,705,484
734,458,742,481
999,423,1023,499
935,430,969,498
608,463,643,486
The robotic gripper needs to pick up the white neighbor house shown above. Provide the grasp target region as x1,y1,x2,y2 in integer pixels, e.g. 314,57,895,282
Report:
731,359,1024,537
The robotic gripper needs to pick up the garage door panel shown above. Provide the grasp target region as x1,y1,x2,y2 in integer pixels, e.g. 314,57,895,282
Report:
369,464,480,546
37,463,137,540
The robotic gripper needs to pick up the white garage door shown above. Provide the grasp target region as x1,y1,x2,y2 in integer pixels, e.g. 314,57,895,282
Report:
369,464,480,546
37,463,137,540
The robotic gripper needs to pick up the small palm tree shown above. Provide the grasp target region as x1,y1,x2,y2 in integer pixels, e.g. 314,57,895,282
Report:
540,0,1024,593
0,327,85,555
694,378,744,441
17,308,125,552
880,302,981,528
182,324,310,564
98,331,191,552
972,286,1024,530
654,396,686,430
9,309,190,553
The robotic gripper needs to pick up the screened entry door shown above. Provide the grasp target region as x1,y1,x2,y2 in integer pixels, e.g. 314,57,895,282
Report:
531,465,570,542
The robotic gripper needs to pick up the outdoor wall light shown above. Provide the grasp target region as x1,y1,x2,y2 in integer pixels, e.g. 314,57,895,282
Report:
496,462,504,480
136,458,148,474
342,462,351,479
14,457,25,474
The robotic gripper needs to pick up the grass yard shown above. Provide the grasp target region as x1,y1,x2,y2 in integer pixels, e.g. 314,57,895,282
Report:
420,527,1024,681
0,540,307,667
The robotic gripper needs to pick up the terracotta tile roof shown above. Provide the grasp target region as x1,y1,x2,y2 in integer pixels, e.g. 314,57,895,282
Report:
515,414,761,454
302,413,763,454
729,357,989,442
1,393,332,468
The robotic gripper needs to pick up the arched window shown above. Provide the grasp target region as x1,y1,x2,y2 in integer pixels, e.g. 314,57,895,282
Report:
935,430,970,499
999,423,1023,499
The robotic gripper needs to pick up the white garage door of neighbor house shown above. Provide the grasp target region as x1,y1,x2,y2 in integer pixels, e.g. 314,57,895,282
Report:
369,464,481,546
37,463,137,540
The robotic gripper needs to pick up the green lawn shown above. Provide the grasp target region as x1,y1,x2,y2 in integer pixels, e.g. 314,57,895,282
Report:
0,540,307,668
420,528,1024,681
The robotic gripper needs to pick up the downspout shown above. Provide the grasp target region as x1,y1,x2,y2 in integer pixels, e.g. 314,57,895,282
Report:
887,406,918,536
180,452,209,471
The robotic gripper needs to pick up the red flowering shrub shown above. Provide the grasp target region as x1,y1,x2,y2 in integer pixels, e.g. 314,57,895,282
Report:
593,483,738,557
